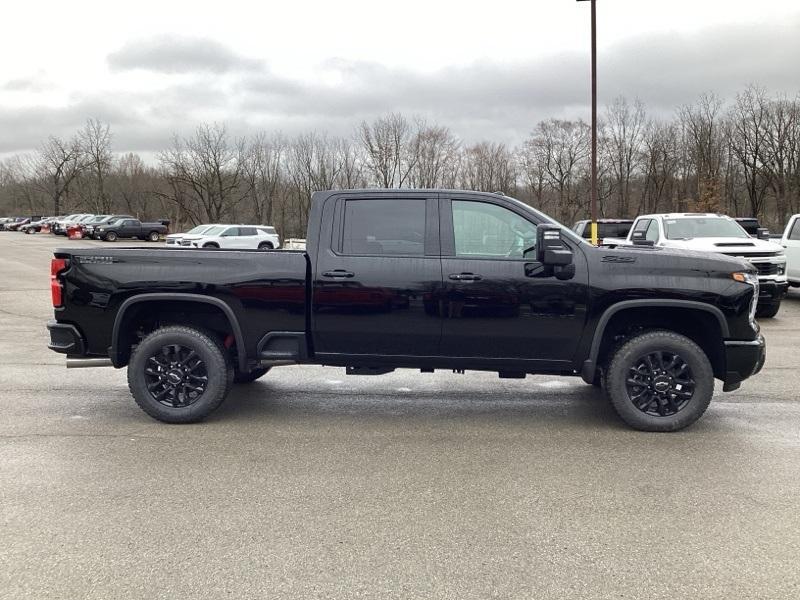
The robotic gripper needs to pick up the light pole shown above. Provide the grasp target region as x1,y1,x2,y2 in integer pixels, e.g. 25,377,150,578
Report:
577,0,598,245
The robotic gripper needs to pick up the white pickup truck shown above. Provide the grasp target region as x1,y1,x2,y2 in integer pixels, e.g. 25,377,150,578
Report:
626,213,789,318
780,214,800,288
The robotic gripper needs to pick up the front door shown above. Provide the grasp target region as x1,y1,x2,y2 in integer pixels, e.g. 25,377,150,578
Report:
312,194,442,357
439,195,589,367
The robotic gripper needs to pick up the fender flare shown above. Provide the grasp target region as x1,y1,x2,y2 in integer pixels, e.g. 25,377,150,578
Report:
110,293,247,371
580,299,729,383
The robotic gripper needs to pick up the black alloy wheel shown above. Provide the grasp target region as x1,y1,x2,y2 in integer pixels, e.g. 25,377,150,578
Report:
604,330,714,432
625,351,695,417
144,344,209,408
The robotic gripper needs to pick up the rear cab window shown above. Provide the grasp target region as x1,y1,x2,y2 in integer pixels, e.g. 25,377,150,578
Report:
341,199,426,256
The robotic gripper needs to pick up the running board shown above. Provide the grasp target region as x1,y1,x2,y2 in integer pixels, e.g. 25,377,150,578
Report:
66,358,114,368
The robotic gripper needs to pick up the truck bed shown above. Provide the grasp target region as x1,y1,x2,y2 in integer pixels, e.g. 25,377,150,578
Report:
53,247,310,364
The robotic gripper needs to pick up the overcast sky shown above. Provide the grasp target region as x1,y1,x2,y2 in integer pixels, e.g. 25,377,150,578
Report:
1,0,798,156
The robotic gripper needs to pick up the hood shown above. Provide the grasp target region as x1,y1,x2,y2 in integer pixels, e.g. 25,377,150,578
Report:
601,244,754,273
659,237,783,254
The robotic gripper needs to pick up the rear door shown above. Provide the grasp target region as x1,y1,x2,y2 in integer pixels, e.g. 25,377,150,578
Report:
784,217,800,282
312,193,442,357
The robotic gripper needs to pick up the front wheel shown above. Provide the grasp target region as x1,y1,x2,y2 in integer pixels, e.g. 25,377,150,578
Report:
756,301,781,319
105,231,118,242
202,243,219,249
127,326,231,423
605,330,714,432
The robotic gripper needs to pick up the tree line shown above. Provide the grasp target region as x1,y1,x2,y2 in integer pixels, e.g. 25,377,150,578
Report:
1,85,799,236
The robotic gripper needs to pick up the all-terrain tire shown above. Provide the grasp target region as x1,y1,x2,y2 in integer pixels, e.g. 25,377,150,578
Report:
756,301,781,319
127,326,231,423
605,330,714,432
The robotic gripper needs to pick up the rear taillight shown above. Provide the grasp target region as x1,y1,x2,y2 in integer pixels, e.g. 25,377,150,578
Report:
51,258,69,307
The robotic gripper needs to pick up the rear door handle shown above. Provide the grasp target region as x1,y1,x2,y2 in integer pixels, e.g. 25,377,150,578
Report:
322,270,354,278
448,272,482,281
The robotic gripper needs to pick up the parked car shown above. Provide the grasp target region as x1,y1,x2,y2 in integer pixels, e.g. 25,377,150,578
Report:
20,217,57,234
572,219,634,246
83,214,135,239
780,214,800,288
47,189,766,432
5,217,33,231
625,213,788,318
183,225,280,249
52,214,94,235
96,218,169,242
282,238,307,250
165,224,219,247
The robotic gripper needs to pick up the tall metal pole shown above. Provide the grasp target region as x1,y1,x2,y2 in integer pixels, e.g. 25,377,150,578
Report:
577,0,598,245
590,0,598,246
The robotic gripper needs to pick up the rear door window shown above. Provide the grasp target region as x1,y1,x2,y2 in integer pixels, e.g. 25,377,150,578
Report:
342,199,426,256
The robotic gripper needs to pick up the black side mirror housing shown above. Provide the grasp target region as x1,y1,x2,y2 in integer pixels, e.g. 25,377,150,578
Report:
756,227,770,240
536,225,574,266
630,230,655,246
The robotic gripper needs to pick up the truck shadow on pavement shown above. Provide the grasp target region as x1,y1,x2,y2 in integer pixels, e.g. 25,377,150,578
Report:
206,383,722,433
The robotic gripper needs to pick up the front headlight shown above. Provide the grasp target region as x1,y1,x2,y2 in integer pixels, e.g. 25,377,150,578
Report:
733,272,759,327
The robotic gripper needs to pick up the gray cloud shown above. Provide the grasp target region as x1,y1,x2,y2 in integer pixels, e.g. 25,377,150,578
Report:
107,35,262,74
2,16,799,156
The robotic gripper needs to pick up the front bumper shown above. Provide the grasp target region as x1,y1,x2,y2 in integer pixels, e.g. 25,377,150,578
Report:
47,320,86,355
758,279,789,304
722,334,766,391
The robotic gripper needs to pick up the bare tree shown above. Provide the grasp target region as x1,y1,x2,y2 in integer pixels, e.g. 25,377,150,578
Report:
678,93,726,212
602,97,647,216
31,136,86,214
79,118,114,213
244,132,285,225
407,124,460,188
158,123,250,223
357,113,419,188
728,86,771,218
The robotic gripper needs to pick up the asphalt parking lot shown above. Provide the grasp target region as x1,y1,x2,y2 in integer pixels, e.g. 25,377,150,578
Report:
1,232,799,599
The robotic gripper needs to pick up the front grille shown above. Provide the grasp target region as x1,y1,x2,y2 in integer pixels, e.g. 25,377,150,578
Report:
754,262,779,276
180,240,192,246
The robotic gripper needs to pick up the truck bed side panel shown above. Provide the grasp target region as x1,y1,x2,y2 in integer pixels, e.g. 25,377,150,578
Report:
54,248,309,360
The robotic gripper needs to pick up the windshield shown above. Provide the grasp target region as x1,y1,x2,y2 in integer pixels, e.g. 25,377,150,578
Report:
186,225,212,234
203,226,225,236
664,217,749,240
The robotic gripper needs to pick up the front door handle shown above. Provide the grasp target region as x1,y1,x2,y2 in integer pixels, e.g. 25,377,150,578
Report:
322,269,354,278
448,272,482,281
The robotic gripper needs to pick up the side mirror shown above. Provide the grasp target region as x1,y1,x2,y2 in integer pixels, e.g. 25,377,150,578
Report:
536,225,573,266
756,227,770,240
630,230,655,247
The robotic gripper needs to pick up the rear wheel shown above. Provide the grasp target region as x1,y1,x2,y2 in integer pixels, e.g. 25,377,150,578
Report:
605,330,714,432
148,231,160,242
105,231,118,242
127,326,231,423
756,301,781,319
258,241,274,250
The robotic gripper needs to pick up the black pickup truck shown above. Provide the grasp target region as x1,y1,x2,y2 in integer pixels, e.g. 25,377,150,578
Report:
47,189,766,431
95,218,169,242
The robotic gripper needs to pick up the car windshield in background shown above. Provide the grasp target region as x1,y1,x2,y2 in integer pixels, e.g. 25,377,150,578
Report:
203,226,225,236
664,218,750,240
186,225,211,234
